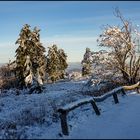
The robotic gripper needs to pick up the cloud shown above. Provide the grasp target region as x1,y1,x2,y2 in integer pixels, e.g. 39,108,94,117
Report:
0,35,99,63
48,16,116,26
42,35,99,62
0,42,14,47
0,42,17,63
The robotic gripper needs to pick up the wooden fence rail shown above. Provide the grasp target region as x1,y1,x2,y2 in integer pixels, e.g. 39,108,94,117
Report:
93,87,125,102
58,97,100,135
57,81,140,136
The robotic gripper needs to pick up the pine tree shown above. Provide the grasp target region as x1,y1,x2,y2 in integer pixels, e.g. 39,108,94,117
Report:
15,24,32,87
46,45,60,82
81,48,93,76
46,45,68,82
57,49,68,79
15,24,46,90
31,27,46,86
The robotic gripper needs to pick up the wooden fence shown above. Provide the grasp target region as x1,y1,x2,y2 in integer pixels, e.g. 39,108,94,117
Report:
57,81,140,136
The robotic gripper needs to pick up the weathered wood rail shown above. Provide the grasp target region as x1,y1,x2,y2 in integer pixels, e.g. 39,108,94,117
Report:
93,87,126,102
58,81,140,136
58,97,100,135
123,81,140,90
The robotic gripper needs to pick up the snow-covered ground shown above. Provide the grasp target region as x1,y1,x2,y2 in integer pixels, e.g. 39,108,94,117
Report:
0,79,140,139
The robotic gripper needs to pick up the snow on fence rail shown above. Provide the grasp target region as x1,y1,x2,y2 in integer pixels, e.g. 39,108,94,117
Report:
93,87,125,102
58,97,100,135
123,81,140,90
57,81,140,136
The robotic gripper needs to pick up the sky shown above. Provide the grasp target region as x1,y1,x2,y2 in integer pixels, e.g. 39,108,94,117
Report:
0,1,140,63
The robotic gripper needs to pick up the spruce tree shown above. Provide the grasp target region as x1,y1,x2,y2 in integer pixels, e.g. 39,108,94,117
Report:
15,24,32,87
15,24,46,90
57,49,68,79
31,27,46,86
46,45,59,82
81,47,93,76
46,45,68,82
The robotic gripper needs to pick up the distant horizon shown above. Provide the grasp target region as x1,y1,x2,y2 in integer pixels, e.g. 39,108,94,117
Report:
0,1,140,63
0,61,82,72
0,61,82,64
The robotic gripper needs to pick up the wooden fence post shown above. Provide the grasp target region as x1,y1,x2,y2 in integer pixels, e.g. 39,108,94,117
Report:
113,93,119,104
91,100,100,115
60,111,69,135
121,88,126,96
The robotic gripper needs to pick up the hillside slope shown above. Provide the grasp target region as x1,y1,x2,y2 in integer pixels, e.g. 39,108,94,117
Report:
0,80,140,139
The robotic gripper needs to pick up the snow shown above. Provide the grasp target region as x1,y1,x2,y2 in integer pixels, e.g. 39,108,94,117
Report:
93,86,123,102
58,96,93,111
66,92,140,139
0,79,140,139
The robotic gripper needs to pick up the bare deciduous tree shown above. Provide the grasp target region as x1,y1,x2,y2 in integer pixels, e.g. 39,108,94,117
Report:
97,8,140,84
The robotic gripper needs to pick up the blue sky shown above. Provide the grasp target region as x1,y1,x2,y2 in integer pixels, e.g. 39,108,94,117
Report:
0,1,140,63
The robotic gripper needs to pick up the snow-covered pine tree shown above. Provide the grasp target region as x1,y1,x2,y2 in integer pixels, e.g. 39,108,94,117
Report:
15,24,32,87
15,24,46,90
81,47,93,76
46,45,68,82
57,48,68,79
31,27,46,86
46,45,60,82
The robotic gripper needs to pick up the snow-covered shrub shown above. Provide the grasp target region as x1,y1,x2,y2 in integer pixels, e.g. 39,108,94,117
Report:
68,71,82,80
0,119,27,139
84,75,123,96
0,119,18,139
85,48,128,95
0,64,18,90
15,105,46,126
0,77,18,90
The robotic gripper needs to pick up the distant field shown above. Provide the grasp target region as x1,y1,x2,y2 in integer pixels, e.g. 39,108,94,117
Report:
0,63,6,66
0,62,82,72
67,62,82,72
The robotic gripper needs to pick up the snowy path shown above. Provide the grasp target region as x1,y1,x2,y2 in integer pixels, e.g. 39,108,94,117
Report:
35,91,140,139
1,80,140,139
65,92,140,139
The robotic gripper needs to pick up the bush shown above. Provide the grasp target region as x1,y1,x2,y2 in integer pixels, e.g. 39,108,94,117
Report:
0,65,17,90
